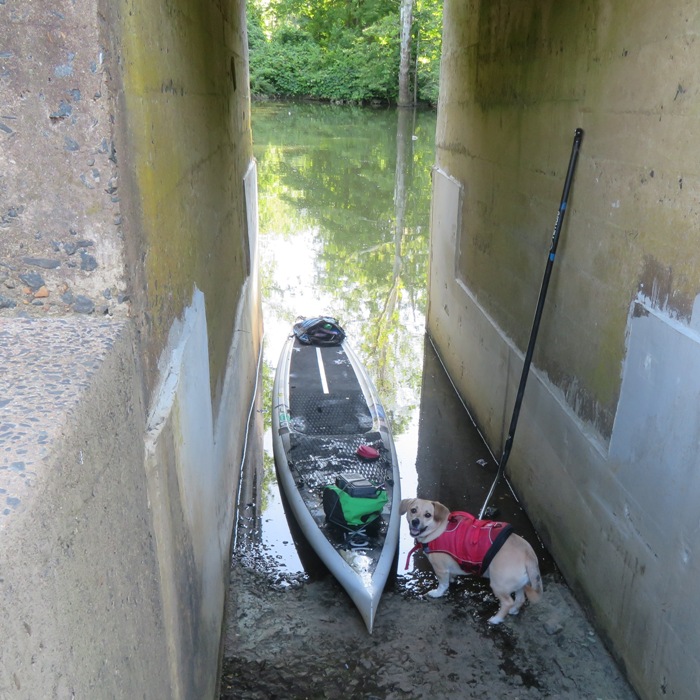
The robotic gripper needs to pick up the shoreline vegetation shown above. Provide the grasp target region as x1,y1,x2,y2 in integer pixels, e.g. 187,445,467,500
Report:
247,0,442,108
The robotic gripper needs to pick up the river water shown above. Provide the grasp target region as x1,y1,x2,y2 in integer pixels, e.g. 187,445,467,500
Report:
245,100,553,586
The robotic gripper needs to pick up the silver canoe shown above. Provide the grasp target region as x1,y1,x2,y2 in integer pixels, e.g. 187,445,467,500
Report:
271,330,401,633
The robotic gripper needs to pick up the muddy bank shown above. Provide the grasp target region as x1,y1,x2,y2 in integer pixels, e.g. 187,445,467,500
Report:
220,543,636,700
219,336,638,699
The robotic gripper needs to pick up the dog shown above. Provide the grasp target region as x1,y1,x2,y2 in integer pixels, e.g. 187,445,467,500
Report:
401,498,543,624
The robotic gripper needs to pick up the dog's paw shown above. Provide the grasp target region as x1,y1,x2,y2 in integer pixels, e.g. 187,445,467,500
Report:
427,588,446,598
508,607,521,616
488,614,505,625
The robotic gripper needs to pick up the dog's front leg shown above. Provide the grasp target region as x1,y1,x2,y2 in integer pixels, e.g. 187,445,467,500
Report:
426,560,451,598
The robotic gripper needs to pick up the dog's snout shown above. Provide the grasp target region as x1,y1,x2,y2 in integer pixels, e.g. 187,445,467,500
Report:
410,517,420,528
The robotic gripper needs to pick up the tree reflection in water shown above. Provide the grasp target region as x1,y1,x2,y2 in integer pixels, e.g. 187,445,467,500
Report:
254,100,436,439
247,101,436,572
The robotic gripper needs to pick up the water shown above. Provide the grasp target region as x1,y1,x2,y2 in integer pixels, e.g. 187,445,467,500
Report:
245,100,555,585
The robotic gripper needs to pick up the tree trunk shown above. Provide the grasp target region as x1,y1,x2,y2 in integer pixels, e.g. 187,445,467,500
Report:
398,0,415,107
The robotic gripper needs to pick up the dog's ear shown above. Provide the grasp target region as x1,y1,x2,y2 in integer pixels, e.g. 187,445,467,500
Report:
431,501,450,524
399,498,415,516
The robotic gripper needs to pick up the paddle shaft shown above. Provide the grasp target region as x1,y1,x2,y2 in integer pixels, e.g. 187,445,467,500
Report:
478,128,584,520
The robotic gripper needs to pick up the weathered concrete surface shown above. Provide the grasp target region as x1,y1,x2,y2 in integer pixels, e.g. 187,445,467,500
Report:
1,0,259,698
428,2,700,699
0,0,127,316
143,282,261,699
114,0,254,398
1,319,170,697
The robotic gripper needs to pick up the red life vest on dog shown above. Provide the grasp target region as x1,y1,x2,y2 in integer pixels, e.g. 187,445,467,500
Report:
414,512,514,576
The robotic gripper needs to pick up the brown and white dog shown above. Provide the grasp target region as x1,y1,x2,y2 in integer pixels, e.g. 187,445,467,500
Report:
401,498,543,624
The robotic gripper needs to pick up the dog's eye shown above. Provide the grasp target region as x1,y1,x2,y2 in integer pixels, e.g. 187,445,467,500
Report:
410,507,417,514
424,512,432,519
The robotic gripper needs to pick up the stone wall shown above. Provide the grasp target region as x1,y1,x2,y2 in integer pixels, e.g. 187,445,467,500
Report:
428,2,700,699
0,1,259,697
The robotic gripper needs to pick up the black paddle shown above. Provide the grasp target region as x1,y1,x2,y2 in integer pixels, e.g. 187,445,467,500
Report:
478,128,584,520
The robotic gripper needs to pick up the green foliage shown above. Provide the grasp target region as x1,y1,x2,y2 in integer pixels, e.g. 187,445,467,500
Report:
414,0,443,104
247,0,442,105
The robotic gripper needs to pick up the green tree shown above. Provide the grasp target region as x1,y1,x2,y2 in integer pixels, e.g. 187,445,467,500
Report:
247,0,442,105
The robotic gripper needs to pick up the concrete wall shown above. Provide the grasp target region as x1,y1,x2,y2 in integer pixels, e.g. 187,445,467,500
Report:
0,1,259,698
428,2,700,699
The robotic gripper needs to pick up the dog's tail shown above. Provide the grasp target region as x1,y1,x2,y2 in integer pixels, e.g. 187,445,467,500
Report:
524,554,543,604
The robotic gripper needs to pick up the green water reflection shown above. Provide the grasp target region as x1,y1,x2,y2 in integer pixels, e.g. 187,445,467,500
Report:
254,100,437,437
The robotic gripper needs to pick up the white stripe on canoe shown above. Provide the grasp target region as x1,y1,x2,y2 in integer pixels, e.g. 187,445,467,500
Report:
316,347,329,394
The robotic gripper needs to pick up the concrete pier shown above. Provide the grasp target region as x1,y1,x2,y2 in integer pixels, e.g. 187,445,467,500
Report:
0,1,259,697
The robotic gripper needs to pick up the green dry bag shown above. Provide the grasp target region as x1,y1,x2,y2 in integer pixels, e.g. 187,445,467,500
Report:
322,484,387,530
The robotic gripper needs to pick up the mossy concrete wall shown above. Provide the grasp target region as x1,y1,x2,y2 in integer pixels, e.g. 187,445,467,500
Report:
0,1,259,697
428,2,700,699
115,0,255,403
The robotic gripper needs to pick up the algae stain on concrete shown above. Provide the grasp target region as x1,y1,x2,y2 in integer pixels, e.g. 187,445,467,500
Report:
474,1,598,108
118,0,250,396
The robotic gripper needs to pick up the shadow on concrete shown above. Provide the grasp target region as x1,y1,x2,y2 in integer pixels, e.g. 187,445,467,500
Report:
411,334,559,578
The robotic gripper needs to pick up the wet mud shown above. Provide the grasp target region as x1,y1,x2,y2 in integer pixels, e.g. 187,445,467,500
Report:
220,544,636,699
